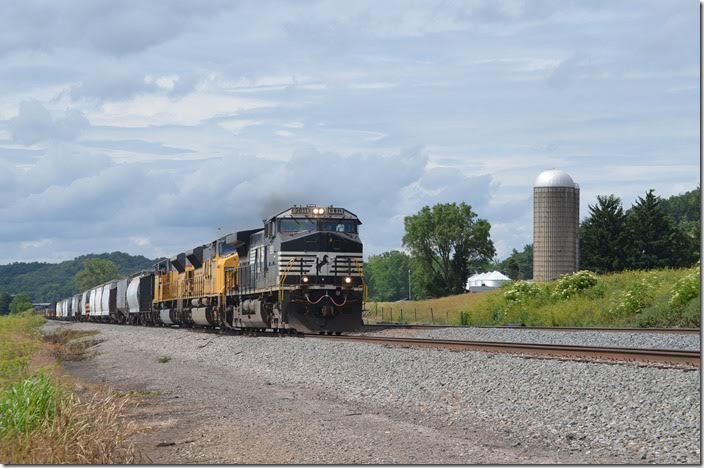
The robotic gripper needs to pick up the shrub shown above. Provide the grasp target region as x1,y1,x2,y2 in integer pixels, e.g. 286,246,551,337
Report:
613,277,656,317
503,281,543,303
552,270,598,300
681,296,702,327
670,265,700,308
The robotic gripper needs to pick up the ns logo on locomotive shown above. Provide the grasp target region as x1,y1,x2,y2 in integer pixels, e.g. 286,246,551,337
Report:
50,205,366,334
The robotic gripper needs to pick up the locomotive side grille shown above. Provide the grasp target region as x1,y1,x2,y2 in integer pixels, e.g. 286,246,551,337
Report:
278,252,363,276
332,255,364,275
278,254,317,275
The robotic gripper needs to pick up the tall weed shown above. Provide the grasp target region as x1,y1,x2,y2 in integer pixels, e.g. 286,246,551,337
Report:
0,373,63,437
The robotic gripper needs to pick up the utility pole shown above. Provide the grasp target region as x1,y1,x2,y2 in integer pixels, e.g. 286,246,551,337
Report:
408,268,411,300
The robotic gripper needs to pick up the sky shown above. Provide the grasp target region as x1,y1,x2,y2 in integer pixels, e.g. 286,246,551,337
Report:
0,0,699,264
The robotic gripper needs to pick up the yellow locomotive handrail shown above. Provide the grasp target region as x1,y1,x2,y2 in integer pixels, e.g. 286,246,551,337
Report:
347,258,367,302
278,256,299,304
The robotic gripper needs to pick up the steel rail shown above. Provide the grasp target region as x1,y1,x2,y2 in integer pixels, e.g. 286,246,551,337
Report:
362,323,701,334
309,333,701,367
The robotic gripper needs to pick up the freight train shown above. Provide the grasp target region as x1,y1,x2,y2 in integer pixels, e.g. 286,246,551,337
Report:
48,205,366,334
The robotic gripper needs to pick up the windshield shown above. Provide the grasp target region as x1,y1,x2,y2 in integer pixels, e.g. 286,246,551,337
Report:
320,219,356,233
279,218,317,233
219,241,238,256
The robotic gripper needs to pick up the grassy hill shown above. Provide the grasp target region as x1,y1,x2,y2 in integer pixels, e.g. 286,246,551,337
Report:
365,265,700,328
0,252,158,302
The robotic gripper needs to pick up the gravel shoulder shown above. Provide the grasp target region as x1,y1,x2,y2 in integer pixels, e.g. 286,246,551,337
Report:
356,326,701,351
43,321,700,464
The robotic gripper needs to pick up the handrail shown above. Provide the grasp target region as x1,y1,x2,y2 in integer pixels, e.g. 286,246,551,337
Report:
278,256,299,304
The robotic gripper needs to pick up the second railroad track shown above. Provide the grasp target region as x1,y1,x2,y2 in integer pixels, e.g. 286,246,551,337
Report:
309,333,700,367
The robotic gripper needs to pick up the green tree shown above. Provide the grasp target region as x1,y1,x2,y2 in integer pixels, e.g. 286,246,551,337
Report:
74,258,120,291
495,244,533,280
623,190,694,269
0,292,11,315
580,195,627,273
660,186,700,223
364,250,413,301
403,202,495,297
660,186,700,263
9,293,32,314
505,258,520,280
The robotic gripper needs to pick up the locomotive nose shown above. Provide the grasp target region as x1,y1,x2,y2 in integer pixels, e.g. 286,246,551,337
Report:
281,231,362,253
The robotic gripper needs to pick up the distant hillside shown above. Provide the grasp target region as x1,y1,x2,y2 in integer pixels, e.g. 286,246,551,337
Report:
0,252,158,302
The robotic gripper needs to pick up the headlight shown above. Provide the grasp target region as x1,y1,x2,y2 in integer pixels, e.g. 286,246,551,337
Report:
344,276,352,284
302,276,309,283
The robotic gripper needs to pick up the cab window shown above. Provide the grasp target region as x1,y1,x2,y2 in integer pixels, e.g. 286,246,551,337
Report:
218,240,238,256
279,218,316,233
320,219,356,233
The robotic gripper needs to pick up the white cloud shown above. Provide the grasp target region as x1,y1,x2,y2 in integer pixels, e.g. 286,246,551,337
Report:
348,82,396,90
87,92,275,127
8,101,89,145
129,236,150,247
283,121,305,128
21,239,52,250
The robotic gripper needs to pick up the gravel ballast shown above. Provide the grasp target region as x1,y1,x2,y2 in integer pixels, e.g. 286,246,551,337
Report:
360,326,701,351
45,321,700,464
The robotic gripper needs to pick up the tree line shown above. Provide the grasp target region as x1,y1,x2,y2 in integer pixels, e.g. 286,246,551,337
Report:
579,188,698,273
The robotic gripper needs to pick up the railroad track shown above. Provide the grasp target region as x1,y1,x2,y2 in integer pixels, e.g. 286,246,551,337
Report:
309,333,701,367
94,321,700,367
362,323,701,334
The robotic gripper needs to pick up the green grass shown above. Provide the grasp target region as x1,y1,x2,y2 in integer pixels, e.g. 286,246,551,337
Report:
366,265,700,328
0,372,64,437
155,355,171,363
0,313,135,463
0,311,45,388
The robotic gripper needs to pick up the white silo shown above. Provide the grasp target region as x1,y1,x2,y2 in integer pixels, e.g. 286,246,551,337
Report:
533,169,579,282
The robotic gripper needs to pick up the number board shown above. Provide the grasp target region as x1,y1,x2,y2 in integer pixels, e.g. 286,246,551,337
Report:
291,207,311,215
328,207,344,215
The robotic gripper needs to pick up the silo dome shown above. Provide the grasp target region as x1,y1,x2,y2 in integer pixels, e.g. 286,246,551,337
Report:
534,169,576,188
